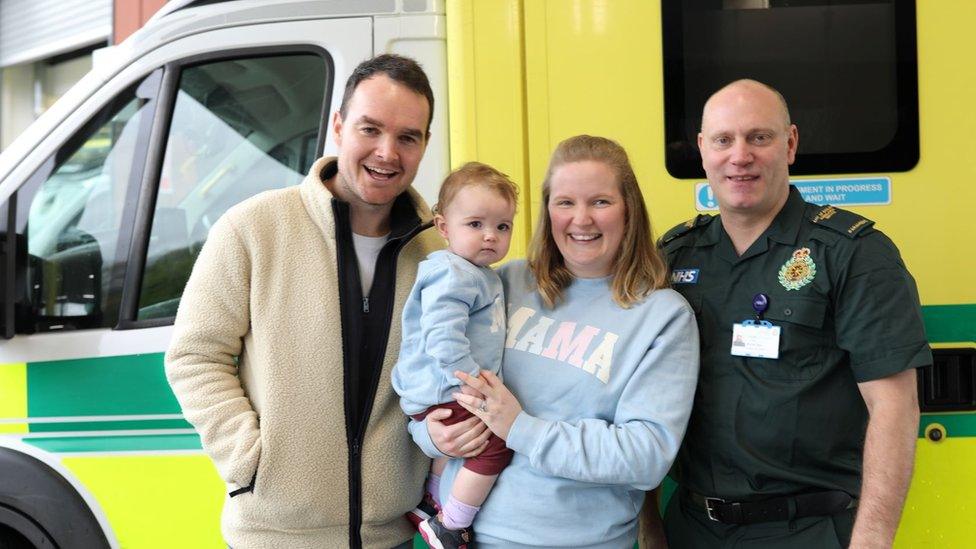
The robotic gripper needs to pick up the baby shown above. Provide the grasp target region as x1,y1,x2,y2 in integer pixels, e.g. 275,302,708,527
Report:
392,162,517,549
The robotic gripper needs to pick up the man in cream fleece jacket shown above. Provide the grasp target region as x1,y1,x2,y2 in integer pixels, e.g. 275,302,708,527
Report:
166,54,450,548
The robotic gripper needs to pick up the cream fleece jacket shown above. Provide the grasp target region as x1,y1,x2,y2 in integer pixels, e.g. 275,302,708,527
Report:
165,156,443,548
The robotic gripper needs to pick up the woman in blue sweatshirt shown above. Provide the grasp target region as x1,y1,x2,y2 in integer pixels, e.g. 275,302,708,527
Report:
412,135,700,548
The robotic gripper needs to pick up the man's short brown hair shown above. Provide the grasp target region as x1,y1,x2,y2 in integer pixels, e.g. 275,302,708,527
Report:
339,53,435,134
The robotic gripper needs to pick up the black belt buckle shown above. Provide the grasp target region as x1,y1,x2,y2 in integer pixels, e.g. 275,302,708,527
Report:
704,497,725,522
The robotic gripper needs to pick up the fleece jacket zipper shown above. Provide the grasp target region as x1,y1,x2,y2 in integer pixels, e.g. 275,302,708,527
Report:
333,197,431,548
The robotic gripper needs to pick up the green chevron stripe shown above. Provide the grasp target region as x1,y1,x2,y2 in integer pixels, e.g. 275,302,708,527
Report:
28,418,193,432
918,413,976,438
25,433,201,453
27,353,181,432
922,304,976,343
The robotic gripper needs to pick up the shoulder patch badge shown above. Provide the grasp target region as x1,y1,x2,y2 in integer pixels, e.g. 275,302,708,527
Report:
778,247,817,291
660,214,714,245
809,205,874,238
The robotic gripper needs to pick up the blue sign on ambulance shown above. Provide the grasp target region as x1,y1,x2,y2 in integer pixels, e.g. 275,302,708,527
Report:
791,177,891,206
694,177,891,212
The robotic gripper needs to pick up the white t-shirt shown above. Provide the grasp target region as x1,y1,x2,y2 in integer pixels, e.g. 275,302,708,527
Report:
351,232,389,295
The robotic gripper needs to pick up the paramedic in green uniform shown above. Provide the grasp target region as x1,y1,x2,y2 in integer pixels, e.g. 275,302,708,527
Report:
641,80,930,548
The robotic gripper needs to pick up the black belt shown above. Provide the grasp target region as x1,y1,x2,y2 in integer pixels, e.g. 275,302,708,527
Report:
684,489,857,525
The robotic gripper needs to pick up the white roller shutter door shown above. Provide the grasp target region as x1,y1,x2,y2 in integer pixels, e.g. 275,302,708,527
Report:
0,0,111,67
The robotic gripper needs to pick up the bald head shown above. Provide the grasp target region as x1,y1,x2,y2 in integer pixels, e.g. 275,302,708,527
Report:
701,79,791,131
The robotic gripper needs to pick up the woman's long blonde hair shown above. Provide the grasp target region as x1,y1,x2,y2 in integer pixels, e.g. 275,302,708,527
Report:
528,135,669,308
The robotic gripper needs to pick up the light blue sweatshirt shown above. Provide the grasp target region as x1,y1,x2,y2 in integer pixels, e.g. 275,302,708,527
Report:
392,250,506,415
410,260,699,548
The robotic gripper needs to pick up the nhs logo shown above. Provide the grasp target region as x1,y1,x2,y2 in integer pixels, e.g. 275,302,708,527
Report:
671,269,700,284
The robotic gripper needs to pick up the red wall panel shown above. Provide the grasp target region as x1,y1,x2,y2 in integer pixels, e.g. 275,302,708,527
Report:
114,0,168,44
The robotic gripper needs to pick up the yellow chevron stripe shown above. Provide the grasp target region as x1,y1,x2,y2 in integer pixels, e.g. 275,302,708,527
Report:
62,454,225,548
0,362,28,433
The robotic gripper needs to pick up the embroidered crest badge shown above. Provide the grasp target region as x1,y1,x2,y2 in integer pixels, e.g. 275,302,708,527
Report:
778,247,817,291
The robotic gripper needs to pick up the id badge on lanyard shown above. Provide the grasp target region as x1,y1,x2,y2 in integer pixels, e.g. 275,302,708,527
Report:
730,293,781,359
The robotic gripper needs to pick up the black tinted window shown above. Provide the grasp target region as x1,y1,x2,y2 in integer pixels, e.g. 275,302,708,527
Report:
663,0,918,178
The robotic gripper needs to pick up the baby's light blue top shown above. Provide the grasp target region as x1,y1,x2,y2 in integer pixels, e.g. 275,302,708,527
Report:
392,249,505,415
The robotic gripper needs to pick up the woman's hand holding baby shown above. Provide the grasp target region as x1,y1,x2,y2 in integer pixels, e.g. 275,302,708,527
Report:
453,370,523,441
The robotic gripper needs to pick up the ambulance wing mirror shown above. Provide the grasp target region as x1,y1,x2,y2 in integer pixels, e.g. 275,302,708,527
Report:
0,197,17,339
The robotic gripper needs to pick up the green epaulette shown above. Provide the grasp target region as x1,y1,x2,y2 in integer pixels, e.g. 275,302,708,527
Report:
660,214,714,244
808,205,874,238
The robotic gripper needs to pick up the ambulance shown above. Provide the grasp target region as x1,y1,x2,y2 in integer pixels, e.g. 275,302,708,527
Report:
0,0,971,547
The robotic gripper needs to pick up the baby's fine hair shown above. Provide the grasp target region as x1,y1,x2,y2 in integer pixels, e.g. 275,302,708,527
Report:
434,162,519,215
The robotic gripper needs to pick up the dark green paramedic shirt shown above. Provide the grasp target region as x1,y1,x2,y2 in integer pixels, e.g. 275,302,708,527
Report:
662,186,931,500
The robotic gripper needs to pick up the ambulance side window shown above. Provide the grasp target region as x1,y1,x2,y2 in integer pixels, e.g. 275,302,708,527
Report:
19,72,161,332
135,53,329,320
